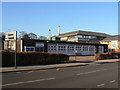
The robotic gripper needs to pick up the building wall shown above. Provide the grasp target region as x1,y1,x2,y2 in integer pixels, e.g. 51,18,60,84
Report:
60,34,105,44
47,43,105,55
100,41,111,49
101,40,119,49
4,39,107,56
61,37,68,41
111,40,118,49
100,40,120,52
4,40,16,51
118,41,120,49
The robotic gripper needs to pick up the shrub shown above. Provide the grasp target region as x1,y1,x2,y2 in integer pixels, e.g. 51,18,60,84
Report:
95,52,120,60
1,50,69,67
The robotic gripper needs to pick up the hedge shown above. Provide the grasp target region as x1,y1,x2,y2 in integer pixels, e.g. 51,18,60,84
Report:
1,50,69,67
95,52,120,60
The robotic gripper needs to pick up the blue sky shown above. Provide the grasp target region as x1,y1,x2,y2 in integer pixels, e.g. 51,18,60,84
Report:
2,2,118,37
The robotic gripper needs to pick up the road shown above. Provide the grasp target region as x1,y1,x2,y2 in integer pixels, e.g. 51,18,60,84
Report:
2,62,119,89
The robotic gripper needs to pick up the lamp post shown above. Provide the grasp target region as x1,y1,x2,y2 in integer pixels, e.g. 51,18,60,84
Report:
14,31,17,69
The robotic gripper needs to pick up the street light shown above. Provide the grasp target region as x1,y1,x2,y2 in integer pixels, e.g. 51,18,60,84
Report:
15,31,17,69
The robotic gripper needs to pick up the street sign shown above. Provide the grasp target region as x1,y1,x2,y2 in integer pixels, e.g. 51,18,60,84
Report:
5,31,17,40
5,31,17,69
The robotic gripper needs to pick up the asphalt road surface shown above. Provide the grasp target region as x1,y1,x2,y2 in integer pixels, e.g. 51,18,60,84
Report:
2,62,119,89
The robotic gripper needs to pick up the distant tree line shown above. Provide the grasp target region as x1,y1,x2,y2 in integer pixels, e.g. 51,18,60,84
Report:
18,31,47,40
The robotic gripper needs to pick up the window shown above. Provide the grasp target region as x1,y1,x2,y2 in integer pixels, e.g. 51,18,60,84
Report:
99,46,103,51
89,36,92,38
76,46,82,51
89,46,94,51
67,45,74,51
58,45,66,51
78,35,82,38
83,46,88,51
48,45,56,51
24,46,35,51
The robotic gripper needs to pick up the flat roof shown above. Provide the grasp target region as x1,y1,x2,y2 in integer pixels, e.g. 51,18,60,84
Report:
21,38,108,46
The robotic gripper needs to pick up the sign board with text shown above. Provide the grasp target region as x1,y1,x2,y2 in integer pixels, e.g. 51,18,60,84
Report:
5,31,17,40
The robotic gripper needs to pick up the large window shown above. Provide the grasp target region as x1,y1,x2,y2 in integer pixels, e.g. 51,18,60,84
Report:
99,46,103,51
24,46,35,51
83,46,88,51
68,45,74,51
89,46,94,51
48,45,56,51
58,45,66,51
76,46,82,51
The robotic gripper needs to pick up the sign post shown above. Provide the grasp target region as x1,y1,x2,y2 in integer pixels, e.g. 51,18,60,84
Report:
5,31,17,68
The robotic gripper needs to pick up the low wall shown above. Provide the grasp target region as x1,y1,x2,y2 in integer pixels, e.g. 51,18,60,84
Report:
1,51,69,67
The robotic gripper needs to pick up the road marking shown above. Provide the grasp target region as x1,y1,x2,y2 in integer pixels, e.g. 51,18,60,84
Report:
56,68,60,71
26,71,34,74
97,83,105,87
77,69,107,75
2,77,56,87
16,72,21,74
109,80,116,83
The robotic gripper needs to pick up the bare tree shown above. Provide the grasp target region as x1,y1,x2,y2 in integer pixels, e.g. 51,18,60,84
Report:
28,33,37,39
19,31,27,38
38,36,47,40
23,34,30,39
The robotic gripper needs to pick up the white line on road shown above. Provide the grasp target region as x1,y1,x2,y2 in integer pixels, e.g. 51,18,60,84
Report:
26,71,34,74
97,83,105,87
77,69,107,75
2,77,56,87
109,80,116,83
56,68,60,71
16,72,21,74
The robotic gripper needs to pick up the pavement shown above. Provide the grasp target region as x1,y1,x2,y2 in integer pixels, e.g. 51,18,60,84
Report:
1,59,120,73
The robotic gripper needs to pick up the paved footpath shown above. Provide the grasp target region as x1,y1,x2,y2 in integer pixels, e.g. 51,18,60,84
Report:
1,59,120,73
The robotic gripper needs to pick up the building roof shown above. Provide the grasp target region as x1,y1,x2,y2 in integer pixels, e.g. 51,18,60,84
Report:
101,35,120,41
21,38,108,46
56,30,110,37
